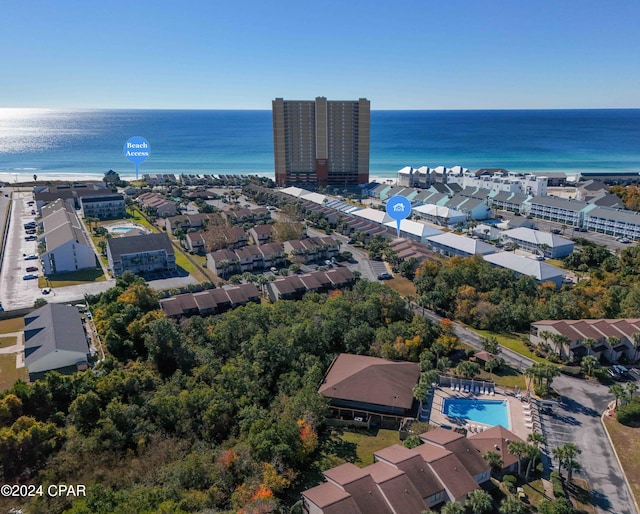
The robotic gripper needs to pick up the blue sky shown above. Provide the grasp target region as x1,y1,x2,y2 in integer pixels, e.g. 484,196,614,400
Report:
2,0,639,109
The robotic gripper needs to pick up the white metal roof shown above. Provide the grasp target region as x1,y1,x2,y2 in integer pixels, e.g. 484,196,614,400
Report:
426,232,496,255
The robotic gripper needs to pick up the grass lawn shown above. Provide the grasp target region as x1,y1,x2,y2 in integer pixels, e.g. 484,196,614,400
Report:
471,328,546,363
340,429,401,467
386,275,417,297
39,267,105,288
0,337,17,349
0,318,24,335
523,478,551,506
0,354,27,391
478,365,526,389
127,207,161,233
603,416,640,506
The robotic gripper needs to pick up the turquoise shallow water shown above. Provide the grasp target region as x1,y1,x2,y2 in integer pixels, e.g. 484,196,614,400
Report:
443,398,510,428
1,108,638,179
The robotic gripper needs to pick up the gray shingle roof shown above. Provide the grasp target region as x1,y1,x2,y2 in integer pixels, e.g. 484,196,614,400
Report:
107,233,174,259
24,304,88,370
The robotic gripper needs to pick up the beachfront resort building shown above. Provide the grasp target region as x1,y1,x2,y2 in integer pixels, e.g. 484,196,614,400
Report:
34,182,120,216
106,233,177,277
272,96,370,187
39,200,96,275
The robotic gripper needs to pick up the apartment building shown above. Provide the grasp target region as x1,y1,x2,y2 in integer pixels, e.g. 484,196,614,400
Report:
273,96,370,187
583,206,640,239
80,194,126,220
106,233,177,277
40,201,96,275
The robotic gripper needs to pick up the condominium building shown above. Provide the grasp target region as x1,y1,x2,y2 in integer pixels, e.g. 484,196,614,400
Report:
525,196,591,227
106,233,176,277
80,194,126,220
583,206,640,239
40,200,96,275
272,96,370,187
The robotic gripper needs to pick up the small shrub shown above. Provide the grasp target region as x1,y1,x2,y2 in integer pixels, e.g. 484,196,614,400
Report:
503,474,517,492
617,400,640,426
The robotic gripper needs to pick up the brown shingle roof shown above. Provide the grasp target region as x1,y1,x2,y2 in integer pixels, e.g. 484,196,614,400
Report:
468,425,524,470
318,354,420,411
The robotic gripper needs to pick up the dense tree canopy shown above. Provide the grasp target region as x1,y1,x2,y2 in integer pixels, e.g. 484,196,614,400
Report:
0,276,444,513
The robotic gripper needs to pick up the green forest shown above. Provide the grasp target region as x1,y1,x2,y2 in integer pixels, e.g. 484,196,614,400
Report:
0,273,445,514
413,240,640,332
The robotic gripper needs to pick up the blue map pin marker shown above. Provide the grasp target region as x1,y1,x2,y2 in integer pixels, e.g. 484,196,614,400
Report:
124,136,150,180
386,195,412,238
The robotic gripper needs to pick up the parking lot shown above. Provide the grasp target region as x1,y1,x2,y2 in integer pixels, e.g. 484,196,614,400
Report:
536,375,636,514
0,191,45,309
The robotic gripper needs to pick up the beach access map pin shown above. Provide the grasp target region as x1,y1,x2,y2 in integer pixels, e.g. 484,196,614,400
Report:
386,195,412,238
124,136,150,180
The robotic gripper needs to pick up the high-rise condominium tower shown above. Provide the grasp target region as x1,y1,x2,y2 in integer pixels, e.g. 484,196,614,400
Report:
272,97,370,188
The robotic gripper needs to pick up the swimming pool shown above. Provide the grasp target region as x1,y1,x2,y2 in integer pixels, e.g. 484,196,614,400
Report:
111,227,133,232
442,398,510,428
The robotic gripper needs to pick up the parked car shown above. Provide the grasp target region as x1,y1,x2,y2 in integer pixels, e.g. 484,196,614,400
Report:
30,210,36,215
25,235,37,241
377,272,392,280
607,368,619,379
25,266,38,272
551,229,561,234
617,237,631,244
22,274,38,280
25,229,36,235
24,254,38,260
41,288,51,295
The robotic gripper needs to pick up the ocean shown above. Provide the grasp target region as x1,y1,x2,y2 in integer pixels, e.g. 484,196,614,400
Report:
0,108,639,181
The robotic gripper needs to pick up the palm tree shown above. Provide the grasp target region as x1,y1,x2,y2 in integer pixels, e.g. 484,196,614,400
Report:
538,330,553,352
525,432,546,479
483,450,503,472
552,446,565,476
465,489,493,514
550,333,570,358
581,337,597,356
581,355,599,377
524,444,542,480
625,381,638,403
607,336,620,354
440,501,464,514
507,440,528,477
609,384,625,409
561,443,582,482
499,495,525,514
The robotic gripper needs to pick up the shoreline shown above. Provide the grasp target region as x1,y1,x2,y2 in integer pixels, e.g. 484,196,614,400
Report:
0,168,633,187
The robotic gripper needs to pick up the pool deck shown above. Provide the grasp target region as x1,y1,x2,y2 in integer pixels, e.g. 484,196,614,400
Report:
426,386,534,441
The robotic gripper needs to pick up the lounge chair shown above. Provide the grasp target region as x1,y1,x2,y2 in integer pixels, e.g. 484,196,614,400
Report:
451,383,455,390
490,390,495,396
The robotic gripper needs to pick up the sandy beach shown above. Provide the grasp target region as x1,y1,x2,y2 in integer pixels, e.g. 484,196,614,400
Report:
0,171,400,187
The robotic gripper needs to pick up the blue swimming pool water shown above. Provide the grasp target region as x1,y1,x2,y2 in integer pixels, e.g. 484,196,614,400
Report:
442,398,510,428
111,227,133,232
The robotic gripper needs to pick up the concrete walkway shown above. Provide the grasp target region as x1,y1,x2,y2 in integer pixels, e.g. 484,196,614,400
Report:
0,331,25,369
